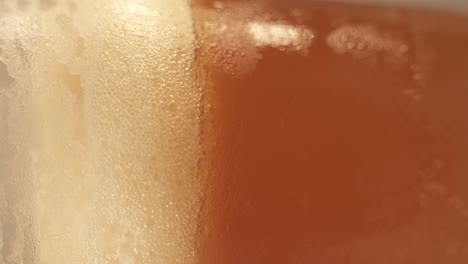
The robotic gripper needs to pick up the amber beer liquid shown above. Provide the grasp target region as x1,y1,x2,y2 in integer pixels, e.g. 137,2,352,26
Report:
193,1,468,263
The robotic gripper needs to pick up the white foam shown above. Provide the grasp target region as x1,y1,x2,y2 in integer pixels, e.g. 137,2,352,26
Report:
0,0,200,263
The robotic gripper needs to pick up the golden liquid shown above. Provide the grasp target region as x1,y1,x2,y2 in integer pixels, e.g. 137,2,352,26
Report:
193,1,468,262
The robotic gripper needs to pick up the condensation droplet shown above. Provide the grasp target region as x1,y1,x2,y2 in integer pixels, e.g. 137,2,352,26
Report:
419,193,429,207
424,181,448,197
433,159,445,169
213,1,226,11
448,196,465,210
0,61,13,88
447,245,460,256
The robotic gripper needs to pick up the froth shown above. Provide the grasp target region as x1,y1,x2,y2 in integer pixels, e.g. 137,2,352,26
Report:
0,0,200,263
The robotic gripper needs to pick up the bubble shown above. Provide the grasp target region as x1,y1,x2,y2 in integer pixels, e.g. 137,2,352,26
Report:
327,24,409,68
448,196,465,210
424,181,448,197
0,61,14,88
447,245,460,256
419,193,429,207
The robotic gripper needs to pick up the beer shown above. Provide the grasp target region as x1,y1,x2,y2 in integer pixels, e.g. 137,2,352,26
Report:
1,0,468,263
193,1,468,263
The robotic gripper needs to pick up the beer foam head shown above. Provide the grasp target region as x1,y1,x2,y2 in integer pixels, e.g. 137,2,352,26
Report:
0,0,200,263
